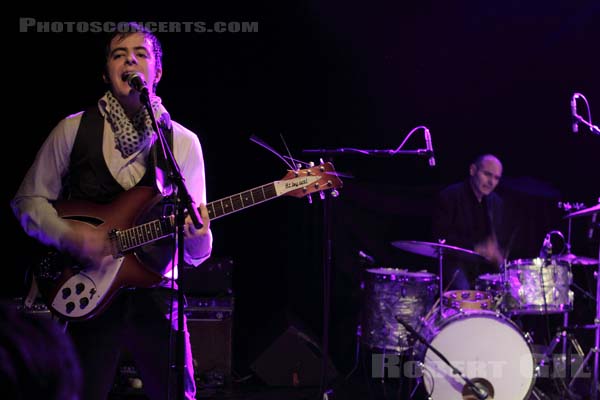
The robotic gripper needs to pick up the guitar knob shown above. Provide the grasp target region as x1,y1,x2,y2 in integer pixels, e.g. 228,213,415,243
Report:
66,302,75,314
319,191,326,200
79,297,89,309
62,288,72,299
75,283,85,295
306,194,313,204
330,189,339,198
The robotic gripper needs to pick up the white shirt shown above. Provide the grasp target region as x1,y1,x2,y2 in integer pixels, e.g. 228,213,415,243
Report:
11,100,212,276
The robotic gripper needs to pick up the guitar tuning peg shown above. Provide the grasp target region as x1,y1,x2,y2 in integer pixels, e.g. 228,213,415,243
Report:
330,189,339,198
306,194,313,204
319,158,324,165
319,191,326,200
309,161,315,167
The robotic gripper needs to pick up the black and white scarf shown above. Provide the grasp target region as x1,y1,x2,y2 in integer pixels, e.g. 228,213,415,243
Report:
103,90,163,158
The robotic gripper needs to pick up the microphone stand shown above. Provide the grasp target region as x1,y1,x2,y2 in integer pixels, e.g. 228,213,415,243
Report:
320,172,333,400
573,114,600,136
139,88,203,400
394,316,489,400
302,145,433,400
303,148,433,158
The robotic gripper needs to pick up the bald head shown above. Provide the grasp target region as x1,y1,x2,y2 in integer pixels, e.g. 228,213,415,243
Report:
469,154,503,201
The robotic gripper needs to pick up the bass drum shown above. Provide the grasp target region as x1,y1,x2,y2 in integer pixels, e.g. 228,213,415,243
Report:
420,310,535,400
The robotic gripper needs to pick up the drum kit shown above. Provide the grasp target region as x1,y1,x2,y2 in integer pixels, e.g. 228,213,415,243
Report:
359,203,600,400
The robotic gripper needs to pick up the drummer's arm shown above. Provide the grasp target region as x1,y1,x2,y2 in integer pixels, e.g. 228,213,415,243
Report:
474,236,504,269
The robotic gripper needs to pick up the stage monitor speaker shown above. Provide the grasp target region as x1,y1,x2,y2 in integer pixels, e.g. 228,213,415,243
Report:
250,324,338,387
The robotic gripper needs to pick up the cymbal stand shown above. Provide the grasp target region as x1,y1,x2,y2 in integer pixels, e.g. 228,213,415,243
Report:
437,243,445,320
537,325,584,393
568,242,599,400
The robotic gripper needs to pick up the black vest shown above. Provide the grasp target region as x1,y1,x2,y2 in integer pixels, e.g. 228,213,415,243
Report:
65,107,176,276
65,106,172,203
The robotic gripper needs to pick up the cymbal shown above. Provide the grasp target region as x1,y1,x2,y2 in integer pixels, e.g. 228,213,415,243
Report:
556,253,598,266
564,203,600,219
391,240,487,263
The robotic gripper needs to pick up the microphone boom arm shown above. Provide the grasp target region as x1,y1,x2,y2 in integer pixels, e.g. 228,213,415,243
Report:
573,113,600,135
303,148,432,157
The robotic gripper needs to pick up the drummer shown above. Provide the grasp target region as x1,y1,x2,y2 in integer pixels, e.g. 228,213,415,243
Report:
432,154,510,290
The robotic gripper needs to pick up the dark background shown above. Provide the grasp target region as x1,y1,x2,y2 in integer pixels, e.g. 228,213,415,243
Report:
6,1,600,378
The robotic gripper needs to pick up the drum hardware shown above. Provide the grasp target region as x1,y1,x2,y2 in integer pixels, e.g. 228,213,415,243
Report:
564,203,600,220
556,253,599,266
395,315,493,400
564,202,600,400
536,326,585,379
391,240,489,319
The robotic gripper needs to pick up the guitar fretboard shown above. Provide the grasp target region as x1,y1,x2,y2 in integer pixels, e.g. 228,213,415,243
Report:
116,182,279,253
207,182,278,220
117,218,174,253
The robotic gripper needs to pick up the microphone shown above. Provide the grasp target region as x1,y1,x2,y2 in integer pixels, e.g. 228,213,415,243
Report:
358,250,376,265
461,377,493,400
424,128,436,167
122,72,149,94
571,93,580,133
539,233,553,260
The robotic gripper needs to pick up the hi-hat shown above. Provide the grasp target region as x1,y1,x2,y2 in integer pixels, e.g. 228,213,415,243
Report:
391,240,487,264
564,203,600,219
556,253,599,266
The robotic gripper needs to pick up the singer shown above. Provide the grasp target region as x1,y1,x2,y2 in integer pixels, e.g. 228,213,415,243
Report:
431,154,513,290
10,22,212,400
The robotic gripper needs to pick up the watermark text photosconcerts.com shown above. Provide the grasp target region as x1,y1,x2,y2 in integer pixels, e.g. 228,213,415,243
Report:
19,18,259,34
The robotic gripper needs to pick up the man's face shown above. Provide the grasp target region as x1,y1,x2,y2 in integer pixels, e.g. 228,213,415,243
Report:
105,32,161,99
470,157,503,199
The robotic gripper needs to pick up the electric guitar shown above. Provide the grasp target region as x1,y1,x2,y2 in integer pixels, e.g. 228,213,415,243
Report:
33,162,342,321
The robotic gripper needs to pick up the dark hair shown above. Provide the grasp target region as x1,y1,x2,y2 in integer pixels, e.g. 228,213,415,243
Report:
104,22,163,90
0,304,82,400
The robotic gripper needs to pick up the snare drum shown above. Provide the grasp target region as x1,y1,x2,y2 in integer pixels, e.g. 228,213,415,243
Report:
361,268,438,353
442,290,494,313
504,258,573,315
420,310,535,399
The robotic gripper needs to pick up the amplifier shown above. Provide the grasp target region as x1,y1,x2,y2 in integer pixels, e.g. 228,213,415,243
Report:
185,296,234,321
8,297,53,319
185,296,234,387
109,296,235,398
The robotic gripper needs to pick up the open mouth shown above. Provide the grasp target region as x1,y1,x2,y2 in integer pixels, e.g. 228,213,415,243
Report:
121,71,135,82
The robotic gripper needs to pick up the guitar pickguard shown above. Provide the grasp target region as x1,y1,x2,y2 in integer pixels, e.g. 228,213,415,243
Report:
49,255,124,318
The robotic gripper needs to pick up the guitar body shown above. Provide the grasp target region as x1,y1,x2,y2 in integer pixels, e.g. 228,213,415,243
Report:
36,187,167,321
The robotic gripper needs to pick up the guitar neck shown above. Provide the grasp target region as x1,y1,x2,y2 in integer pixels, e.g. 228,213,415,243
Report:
206,181,278,220
116,182,279,253
116,164,341,253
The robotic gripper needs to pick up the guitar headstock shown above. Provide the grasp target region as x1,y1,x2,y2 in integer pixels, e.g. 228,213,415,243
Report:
277,162,343,198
